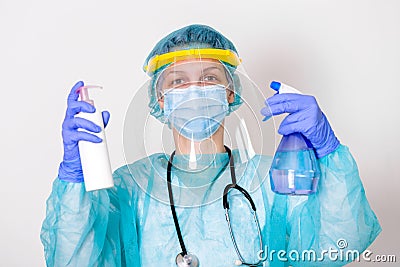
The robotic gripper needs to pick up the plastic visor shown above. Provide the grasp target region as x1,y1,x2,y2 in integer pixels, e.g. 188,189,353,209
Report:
143,48,242,75
124,57,277,207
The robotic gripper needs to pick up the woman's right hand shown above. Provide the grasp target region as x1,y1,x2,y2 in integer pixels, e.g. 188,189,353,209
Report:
58,81,110,182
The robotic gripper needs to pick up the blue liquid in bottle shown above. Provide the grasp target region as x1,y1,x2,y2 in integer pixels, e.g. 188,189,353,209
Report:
270,133,320,195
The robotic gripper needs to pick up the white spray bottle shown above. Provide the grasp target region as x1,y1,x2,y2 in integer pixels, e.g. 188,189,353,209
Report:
76,85,114,191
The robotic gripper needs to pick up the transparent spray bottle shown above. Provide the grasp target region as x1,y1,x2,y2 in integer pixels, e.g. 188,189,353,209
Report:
76,85,114,191
268,81,320,195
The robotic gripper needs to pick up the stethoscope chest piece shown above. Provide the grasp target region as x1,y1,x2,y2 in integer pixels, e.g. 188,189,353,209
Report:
176,253,199,267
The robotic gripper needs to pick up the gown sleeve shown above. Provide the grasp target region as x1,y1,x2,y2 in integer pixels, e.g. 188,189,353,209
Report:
40,170,140,267
285,144,381,266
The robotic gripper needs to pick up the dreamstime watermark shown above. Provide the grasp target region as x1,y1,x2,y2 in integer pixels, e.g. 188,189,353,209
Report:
256,238,397,263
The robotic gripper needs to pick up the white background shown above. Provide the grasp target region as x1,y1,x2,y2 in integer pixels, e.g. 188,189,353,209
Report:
1,0,399,266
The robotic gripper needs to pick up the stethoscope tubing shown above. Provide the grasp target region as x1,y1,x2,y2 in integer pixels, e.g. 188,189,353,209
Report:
167,145,264,266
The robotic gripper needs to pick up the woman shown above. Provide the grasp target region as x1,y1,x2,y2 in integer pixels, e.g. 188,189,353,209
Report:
41,24,381,267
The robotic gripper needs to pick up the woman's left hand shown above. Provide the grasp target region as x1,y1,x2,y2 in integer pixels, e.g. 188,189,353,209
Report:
261,93,340,158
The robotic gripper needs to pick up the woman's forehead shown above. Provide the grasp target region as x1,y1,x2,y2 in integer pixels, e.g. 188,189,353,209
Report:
165,58,226,74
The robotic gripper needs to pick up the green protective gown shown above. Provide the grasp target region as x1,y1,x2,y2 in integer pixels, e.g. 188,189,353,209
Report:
41,145,381,266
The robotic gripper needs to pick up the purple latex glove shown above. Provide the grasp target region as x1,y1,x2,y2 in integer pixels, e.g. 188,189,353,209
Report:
261,93,340,158
58,81,110,182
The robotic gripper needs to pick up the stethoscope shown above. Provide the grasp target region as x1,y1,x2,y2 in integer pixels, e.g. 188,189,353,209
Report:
167,145,265,266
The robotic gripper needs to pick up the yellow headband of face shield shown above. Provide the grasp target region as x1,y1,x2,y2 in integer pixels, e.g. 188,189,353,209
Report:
143,48,242,74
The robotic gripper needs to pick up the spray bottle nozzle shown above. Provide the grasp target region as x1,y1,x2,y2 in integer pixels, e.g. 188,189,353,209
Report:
76,85,103,106
270,81,282,91
269,81,302,95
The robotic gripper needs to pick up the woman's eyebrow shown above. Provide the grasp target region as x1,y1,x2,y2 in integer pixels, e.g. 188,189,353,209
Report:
163,65,224,78
163,70,186,78
202,66,224,73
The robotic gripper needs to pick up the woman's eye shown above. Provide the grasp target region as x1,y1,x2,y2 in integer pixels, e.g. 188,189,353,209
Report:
171,79,185,85
203,75,217,82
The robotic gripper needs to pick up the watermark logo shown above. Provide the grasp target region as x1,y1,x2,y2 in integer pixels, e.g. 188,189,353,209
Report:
336,238,348,249
257,238,397,264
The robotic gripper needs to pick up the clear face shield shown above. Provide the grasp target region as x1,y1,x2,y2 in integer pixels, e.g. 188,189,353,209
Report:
123,48,277,207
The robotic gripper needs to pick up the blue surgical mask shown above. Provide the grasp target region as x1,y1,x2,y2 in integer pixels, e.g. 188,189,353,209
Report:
164,85,229,141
